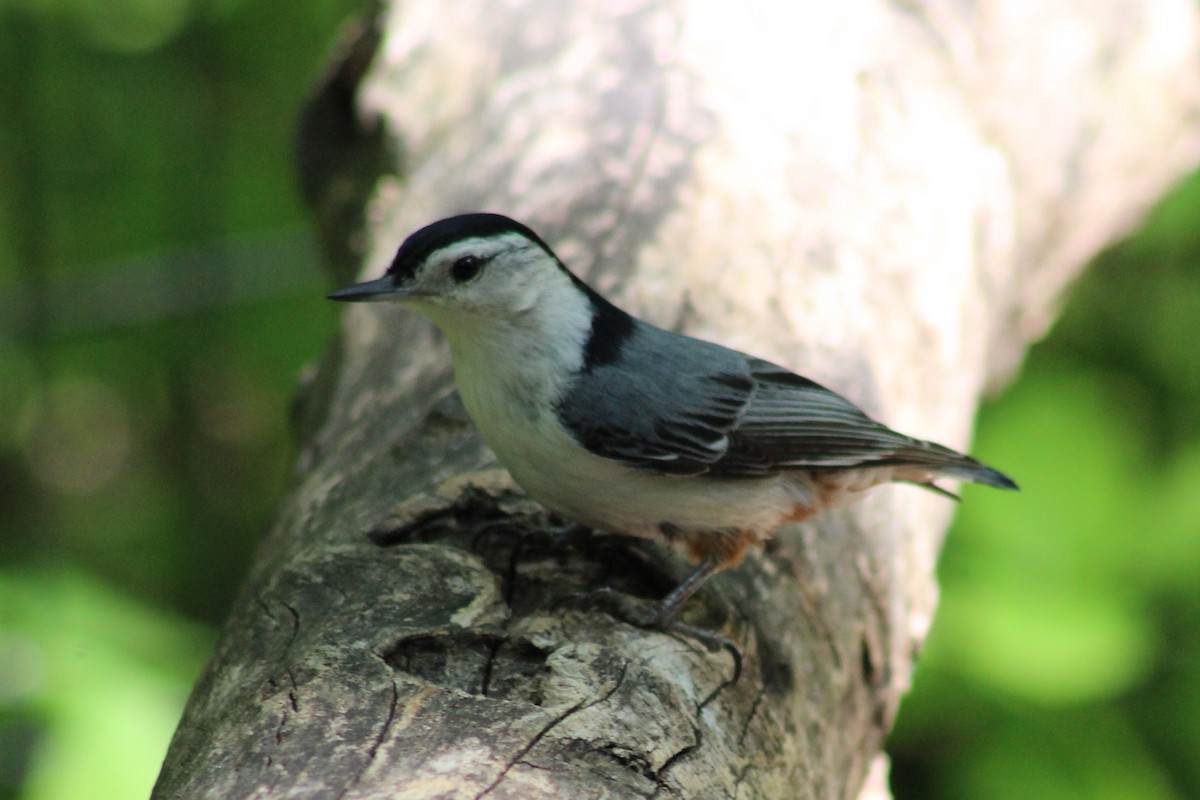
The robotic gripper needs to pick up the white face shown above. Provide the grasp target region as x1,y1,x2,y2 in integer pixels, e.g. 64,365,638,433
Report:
394,233,568,323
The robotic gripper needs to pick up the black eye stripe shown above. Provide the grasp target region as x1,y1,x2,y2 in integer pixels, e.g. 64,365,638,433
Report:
450,255,485,283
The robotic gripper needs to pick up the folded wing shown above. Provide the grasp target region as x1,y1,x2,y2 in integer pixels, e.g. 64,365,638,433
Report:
556,326,1015,489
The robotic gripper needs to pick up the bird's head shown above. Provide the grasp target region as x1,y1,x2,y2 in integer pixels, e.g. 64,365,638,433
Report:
328,213,583,331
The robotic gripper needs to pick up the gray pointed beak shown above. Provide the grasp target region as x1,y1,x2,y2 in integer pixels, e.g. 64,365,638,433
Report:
327,275,407,303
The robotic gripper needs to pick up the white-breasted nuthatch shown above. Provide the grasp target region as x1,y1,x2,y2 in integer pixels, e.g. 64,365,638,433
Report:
330,213,1017,629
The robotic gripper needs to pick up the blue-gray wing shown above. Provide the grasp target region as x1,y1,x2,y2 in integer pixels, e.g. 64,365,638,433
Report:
555,327,751,476
713,358,988,478
556,325,1009,485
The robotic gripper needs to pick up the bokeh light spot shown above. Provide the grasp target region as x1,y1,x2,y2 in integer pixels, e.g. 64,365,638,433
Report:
75,0,193,54
21,375,132,495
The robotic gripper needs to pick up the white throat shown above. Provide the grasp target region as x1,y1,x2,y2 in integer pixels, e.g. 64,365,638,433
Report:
435,267,595,416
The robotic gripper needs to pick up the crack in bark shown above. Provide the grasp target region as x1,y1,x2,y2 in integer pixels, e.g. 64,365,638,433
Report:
338,678,400,798
652,655,710,798
273,668,300,747
366,679,398,761
475,660,630,798
732,761,757,799
473,703,587,799
280,599,301,643
737,685,767,746
286,669,300,712
480,639,500,697
699,644,743,708
650,720,701,798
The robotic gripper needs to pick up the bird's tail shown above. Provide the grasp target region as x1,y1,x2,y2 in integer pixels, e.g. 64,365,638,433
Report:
916,448,1022,491
934,460,1019,490
892,440,1019,494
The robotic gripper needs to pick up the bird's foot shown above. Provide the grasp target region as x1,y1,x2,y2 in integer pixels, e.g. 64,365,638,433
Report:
558,586,742,684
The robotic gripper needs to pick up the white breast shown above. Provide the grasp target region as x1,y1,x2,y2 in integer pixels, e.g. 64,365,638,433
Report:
452,338,815,540
435,274,819,544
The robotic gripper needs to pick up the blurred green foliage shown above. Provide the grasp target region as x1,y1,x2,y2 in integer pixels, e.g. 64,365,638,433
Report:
0,1,360,797
1,2,1197,798
890,173,1200,799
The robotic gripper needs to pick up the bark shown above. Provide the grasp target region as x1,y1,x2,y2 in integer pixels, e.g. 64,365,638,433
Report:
154,1,1200,798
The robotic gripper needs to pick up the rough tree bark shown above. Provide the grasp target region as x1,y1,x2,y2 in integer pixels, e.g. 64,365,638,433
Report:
154,1,1200,798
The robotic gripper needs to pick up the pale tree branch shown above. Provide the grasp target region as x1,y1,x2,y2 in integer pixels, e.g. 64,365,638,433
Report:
154,1,1200,798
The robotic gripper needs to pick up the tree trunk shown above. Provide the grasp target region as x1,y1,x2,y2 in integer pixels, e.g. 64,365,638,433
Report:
154,1,1200,798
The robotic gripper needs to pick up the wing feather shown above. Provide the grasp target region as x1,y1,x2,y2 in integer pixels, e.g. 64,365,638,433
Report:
556,325,999,483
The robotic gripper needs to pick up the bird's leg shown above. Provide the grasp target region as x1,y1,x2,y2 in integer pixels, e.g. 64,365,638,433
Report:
560,555,742,682
651,558,742,682
651,556,719,624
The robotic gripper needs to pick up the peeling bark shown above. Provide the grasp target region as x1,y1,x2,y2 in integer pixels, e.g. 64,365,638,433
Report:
155,1,1200,798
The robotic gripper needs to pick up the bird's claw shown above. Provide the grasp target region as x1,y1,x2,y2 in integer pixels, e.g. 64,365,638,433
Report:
557,587,742,684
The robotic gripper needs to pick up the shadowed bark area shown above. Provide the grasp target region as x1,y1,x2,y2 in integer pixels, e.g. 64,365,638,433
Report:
155,1,1200,798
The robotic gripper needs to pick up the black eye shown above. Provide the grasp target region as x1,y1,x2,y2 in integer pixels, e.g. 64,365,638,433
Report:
450,255,484,283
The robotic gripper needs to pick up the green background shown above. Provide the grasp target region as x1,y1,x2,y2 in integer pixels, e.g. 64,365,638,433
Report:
2,3,1197,798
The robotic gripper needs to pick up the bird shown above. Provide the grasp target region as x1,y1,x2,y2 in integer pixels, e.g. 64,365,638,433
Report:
329,212,1017,634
